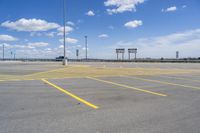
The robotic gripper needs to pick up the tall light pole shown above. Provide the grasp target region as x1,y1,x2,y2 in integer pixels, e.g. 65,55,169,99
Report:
62,0,68,65
85,35,88,60
14,53,16,60
2,44,4,60
10,51,13,59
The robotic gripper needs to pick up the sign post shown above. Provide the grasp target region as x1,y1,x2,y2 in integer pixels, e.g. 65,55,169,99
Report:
76,49,79,60
176,51,179,59
128,48,137,61
116,48,125,60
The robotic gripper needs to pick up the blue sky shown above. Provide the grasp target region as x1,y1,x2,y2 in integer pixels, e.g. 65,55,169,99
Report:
0,0,200,59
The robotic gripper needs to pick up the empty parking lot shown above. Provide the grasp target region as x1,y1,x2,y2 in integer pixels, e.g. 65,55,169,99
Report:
0,61,200,133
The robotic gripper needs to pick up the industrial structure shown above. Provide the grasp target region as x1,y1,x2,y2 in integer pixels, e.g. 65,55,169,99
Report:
128,48,137,60
116,48,125,60
116,48,137,60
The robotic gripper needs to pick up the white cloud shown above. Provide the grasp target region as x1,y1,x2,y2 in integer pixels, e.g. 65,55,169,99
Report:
28,42,49,47
86,10,95,16
104,0,145,15
66,38,78,44
59,45,64,48
29,32,57,37
1,18,60,32
57,26,73,36
182,5,187,8
45,48,52,51
59,37,78,44
76,45,82,48
0,43,10,47
67,21,75,26
113,29,200,58
108,25,114,29
124,20,143,29
24,39,29,42
82,47,89,51
0,43,67,58
162,6,177,12
98,34,109,38
0,43,34,49
46,32,56,37
0,34,18,41
30,32,42,37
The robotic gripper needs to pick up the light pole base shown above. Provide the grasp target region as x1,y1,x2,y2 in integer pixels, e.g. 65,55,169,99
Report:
62,59,68,66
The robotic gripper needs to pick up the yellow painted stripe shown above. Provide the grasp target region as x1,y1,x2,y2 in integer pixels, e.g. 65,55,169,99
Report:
125,76,200,90
41,79,99,109
87,77,167,97
160,75,200,83
70,65,90,67
26,79,35,81
11,79,22,81
25,67,68,77
48,76,85,80
6,78,35,81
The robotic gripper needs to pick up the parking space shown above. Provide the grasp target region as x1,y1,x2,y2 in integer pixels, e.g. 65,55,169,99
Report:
126,75,200,91
0,80,97,133
47,77,167,108
159,74,200,83
0,62,200,133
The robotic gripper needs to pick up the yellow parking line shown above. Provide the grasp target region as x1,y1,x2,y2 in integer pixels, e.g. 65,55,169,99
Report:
125,76,200,90
25,67,68,77
160,75,200,83
0,79,23,82
87,77,167,97
26,79,35,81
69,65,90,67
48,76,85,80
8,79,22,81
41,79,99,109
0,78,36,82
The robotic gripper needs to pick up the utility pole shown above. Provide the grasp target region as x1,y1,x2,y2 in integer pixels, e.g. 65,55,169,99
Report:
14,53,16,60
10,51,13,59
62,0,67,65
2,44,4,60
85,36,88,60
